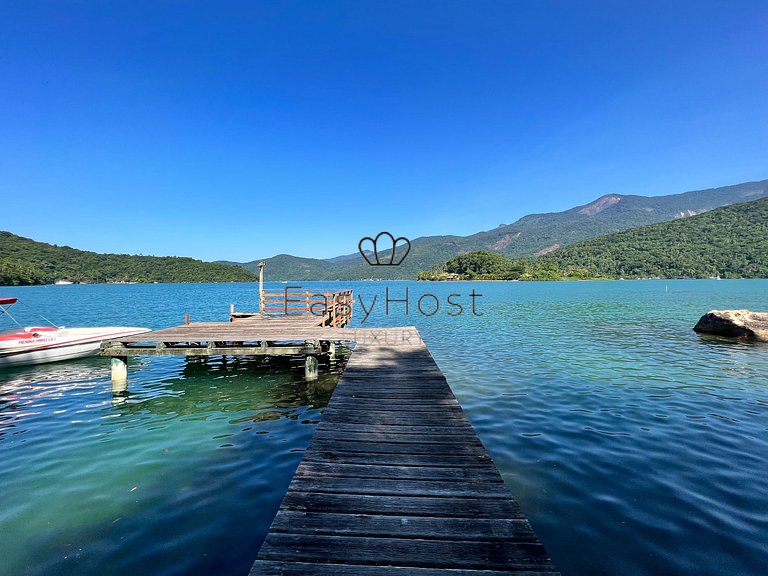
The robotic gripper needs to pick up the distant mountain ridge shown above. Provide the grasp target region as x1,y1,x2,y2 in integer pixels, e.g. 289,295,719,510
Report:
233,179,768,280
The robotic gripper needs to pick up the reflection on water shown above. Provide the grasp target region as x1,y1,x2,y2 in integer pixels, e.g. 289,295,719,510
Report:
0,354,344,576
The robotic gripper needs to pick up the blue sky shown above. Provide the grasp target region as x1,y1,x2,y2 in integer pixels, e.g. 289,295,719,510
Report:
1,1,766,261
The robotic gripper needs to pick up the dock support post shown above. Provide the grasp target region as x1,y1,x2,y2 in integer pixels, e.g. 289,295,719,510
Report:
304,355,318,381
258,261,265,314
111,356,128,394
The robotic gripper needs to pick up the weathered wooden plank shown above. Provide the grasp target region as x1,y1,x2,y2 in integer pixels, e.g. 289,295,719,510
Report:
330,390,457,400
288,476,511,498
341,368,445,374
324,405,462,416
258,533,553,571
308,439,486,456
323,402,463,413
294,462,503,483
332,382,452,391
330,388,454,397
322,405,465,417
280,491,522,518
268,511,538,541
249,560,560,576
315,422,475,436
302,450,493,468
312,430,483,446
320,413,469,426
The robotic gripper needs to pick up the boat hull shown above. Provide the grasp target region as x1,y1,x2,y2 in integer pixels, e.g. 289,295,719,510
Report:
0,327,149,368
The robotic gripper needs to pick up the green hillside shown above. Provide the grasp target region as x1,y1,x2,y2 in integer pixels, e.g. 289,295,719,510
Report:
0,232,257,286
544,197,768,279
423,198,768,280
238,179,768,280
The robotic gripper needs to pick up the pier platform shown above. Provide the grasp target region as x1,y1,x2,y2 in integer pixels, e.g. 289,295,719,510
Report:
100,287,559,574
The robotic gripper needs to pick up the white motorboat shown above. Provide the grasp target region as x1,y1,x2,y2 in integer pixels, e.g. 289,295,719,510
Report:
0,297,149,368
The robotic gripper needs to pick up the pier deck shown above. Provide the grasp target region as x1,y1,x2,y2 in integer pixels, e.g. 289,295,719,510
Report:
249,338,559,575
100,286,559,573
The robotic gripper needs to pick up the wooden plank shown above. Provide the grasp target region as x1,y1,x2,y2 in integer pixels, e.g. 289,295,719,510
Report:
326,402,462,413
315,422,475,436
330,390,457,399
301,451,494,468
322,402,463,414
308,439,487,456
258,533,553,571
322,405,466,416
268,511,537,541
320,413,470,426
312,430,484,446
293,462,503,483
288,476,511,498
280,491,524,519
249,560,561,576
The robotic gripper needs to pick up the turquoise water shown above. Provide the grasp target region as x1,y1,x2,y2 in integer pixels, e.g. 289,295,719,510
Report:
1,280,767,575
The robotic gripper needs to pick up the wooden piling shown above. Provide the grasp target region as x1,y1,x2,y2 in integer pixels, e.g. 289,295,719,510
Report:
110,356,128,393
304,355,319,381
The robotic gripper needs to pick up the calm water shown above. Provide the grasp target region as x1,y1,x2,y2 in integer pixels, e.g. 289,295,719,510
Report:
1,280,767,575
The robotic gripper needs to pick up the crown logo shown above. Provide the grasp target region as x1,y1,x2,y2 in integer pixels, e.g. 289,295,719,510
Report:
358,232,411,266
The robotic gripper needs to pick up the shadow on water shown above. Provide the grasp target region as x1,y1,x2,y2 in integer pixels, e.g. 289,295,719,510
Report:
110,356,343,422
694,332,768,350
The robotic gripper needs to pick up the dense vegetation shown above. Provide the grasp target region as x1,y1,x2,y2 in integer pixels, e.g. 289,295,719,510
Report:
420,198,768,280
418,251,593,281
236,179,768,280
544,197,768,279
0,232,257,285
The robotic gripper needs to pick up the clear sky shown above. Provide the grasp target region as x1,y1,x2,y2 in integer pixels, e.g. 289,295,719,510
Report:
1,1,766,261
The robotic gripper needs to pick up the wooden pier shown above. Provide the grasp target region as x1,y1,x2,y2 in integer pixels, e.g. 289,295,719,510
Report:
249,338,559,575
100,287,559,574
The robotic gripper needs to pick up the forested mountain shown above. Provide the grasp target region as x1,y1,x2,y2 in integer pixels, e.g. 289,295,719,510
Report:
422,198,768,280
237,179,768,280
0,232,257,285
544,197,768,279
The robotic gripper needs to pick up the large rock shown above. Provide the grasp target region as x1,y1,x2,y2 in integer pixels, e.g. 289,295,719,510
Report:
693,309,768,341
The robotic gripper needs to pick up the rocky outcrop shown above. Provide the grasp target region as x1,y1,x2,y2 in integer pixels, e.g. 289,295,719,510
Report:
693,310,768,341
578,195,621,216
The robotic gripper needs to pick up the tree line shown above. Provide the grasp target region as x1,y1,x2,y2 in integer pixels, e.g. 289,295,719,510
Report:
0,232,257,285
